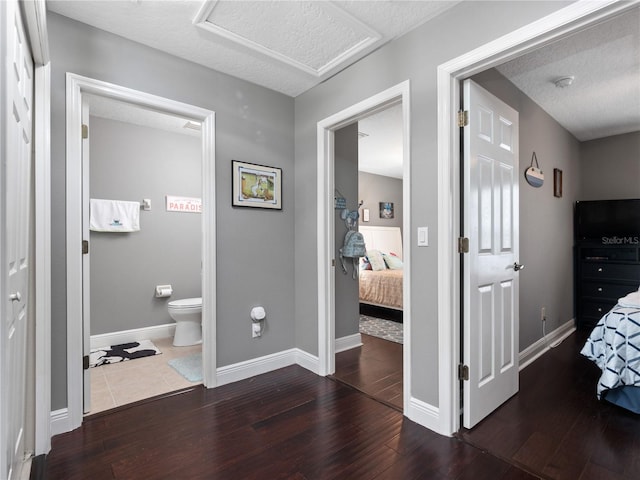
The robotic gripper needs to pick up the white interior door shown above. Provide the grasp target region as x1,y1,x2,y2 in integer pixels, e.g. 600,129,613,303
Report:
82,99,91,413
462,79,520,429
2,0,34,477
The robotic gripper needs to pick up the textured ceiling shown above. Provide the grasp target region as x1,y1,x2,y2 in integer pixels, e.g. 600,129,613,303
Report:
51,1,640,151
86,94,201,137
358,103,403,179
47,0,460,97
496,7,640,142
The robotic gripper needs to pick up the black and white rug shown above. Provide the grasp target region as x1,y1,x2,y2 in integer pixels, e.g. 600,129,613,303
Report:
359,315,403,344
89,340,161,368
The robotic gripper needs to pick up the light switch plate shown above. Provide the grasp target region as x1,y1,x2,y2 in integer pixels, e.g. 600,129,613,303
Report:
417,227,429,246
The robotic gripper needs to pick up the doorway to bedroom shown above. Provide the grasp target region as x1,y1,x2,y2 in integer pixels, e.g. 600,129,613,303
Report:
332,102,405,410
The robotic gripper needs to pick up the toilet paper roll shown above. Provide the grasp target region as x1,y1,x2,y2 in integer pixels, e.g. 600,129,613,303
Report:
155,285,173,298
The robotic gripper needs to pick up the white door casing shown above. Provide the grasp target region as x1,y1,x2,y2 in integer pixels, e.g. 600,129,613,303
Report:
65,74,217,432
1,0,34,477
462,80,519,429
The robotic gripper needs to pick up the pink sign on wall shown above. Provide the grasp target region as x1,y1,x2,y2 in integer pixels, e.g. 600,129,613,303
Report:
165,195,202,213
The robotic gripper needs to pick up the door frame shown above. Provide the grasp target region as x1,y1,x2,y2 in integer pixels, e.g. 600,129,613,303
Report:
65,73,217,431
436,0,635,435
316,81,411,410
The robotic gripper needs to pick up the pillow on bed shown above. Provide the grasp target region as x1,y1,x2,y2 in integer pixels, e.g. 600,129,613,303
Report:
359,257,372,271
382,253,403,270
367,250,386,271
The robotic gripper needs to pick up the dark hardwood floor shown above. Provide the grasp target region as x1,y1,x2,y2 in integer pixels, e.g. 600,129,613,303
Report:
45,331,638,480
462,331,640,480
334,333,403,409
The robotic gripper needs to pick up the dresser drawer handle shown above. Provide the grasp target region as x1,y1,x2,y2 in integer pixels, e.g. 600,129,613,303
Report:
597,287,603,292
597,307,602,312
597,268,603,272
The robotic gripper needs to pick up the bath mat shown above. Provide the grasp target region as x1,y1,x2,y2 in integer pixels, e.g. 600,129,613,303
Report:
168,352,202,382
89,340,161,368
359,315,403,344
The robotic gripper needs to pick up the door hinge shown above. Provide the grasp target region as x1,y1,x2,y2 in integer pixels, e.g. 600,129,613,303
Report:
82,240,89,255
83,355,90,370
458,364,469,381
457,110,469,127
458,237,469,254
82,124,89,139
332,259,336,267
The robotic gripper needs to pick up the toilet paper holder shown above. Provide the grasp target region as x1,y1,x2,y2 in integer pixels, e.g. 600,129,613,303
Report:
155,285,173,298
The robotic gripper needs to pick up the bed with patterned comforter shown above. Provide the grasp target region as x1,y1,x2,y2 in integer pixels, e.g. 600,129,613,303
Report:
581,303,640,413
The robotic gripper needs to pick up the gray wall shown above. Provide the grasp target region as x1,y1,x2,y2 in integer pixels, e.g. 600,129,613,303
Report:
89,117,201,335
49,13,295,410
579,131,640,200
358,171,403,233
293,1,571,407
334,124,360,339
473,69,580,350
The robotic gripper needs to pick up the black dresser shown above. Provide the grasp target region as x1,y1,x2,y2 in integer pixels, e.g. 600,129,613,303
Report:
575,244,640,331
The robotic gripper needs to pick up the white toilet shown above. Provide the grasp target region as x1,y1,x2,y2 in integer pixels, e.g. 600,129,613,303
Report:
168,297,202,346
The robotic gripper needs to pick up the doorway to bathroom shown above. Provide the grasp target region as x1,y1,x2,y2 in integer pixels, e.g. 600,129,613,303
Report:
85,95,204,413
65,74,217,430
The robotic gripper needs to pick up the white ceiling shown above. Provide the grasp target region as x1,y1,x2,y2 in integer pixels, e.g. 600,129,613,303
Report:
51,1,640,171
85,93,201,136
496,7,640,142
47,0,460,97
358,103,403,179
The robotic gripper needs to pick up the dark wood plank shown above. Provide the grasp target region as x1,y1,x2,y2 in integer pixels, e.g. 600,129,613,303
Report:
45,331,639,480
334,333,403,409
462,331,640,480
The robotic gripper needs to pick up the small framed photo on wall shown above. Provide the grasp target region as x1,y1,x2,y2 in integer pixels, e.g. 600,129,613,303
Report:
379,202,394,219
553,168,563,198
232,160,282,210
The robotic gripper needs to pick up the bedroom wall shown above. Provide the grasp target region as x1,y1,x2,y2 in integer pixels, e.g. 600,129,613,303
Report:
358,172,403,234
472,68,581,352
89,116,201,336
49,13,295,410
294,1,571,408
579,131,640,200
334,124,361,339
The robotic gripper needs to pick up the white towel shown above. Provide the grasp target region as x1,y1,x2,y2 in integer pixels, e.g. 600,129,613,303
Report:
90,199,140,232
618,290,640,308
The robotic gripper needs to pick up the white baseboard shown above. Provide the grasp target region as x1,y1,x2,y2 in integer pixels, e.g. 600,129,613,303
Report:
335,333,362,353
295,349,320,375
406,397,444,435
216,349,300,387
519,318,576,370
50,408,71,437
90,323,176,349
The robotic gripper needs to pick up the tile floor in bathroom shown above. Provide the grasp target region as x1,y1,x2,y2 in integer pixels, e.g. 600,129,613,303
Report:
88,337,202,415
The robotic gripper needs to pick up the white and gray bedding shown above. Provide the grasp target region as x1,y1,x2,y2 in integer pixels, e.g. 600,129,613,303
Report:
581,302,640,413
358,226,404,311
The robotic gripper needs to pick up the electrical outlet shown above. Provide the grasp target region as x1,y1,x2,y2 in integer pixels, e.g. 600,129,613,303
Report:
541,307,546,322
252,323,261,338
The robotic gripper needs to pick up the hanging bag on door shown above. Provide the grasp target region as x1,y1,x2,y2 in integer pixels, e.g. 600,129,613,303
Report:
339,229,367,279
